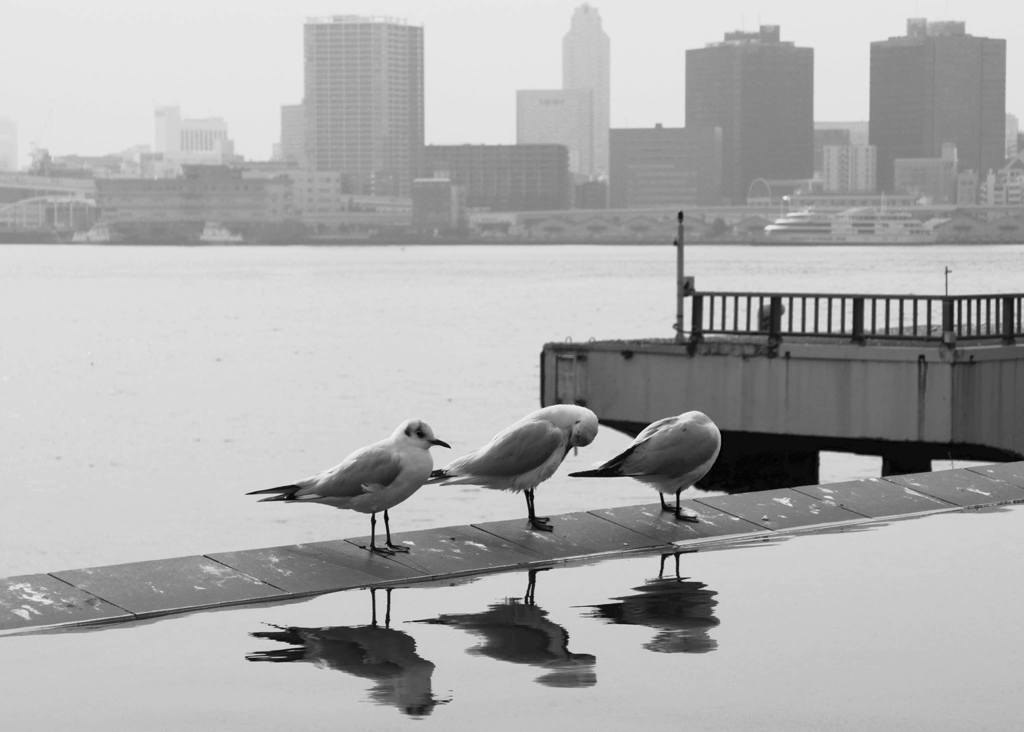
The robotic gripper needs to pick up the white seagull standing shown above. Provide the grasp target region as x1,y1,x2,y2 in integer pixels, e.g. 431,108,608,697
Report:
247,419,450,554
569,411,721,522
429,405,599,531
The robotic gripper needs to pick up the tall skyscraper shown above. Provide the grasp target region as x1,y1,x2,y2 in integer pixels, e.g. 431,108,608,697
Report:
562,4,610,177
304,15,424,197
870,19,1006,193
686,25,813,204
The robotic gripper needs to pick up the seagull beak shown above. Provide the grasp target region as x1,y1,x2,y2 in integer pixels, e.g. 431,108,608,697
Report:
430,438,451,449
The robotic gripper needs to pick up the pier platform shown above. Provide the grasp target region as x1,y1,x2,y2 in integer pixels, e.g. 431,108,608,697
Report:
2,461,1023,636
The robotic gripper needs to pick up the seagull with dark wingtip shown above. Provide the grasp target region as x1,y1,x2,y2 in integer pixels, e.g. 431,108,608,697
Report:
247,419,450,554
429,405,599,531
569,410,721,522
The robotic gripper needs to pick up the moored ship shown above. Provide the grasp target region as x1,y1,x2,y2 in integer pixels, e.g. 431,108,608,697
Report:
763,208,939,244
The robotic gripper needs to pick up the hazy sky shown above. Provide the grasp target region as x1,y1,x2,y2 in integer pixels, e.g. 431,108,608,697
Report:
2,0,1021,164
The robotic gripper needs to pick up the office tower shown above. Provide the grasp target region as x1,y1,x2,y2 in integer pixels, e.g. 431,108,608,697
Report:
609,124,722,207
517,89,593,176
822,145,877,193
304,15,424,197
154,106,234,168
870,19,1005,192
686,25,813,204
0,117,17,171
562,4,610,176
280,104,305,166
1007,114,1019,159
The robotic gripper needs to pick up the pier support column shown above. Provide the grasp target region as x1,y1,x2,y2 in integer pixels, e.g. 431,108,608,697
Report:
701,432,819,493
881,450,932,477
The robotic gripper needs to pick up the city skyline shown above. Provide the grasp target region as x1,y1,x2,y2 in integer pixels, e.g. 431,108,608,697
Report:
2,0,1023,166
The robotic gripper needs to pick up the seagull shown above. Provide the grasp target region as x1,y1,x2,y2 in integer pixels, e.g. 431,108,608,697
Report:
569,410,721,522
429,405,598,531
247,419,450,554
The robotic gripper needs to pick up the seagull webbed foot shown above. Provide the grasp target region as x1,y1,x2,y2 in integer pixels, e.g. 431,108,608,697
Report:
529,517,554,532
386,543,410,553
369,545,396,556
675,507,700,523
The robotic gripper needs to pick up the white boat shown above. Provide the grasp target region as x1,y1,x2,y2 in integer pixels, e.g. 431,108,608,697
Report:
763,207,938,244
199,222,244,243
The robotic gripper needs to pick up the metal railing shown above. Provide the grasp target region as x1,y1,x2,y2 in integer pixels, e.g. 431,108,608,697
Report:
684,292,1024,345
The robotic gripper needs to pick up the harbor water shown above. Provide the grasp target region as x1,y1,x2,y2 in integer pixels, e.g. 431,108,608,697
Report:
1,242,1022,578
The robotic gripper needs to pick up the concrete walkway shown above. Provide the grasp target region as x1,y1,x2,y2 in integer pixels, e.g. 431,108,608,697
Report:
3,462,1022,635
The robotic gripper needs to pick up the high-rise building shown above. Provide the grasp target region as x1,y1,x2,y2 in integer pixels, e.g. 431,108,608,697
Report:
517,89,593,176
280,104,305,166
562,4,610,177
304,15,424,197
822,145,877,193
154,106,235,173
686,25,813,204
1007,114,1020,159
609,124,722,207
0,117,17,171
870,19,1005,192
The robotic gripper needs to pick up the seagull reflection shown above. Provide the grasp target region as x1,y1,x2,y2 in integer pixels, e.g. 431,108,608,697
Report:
418,569,596,688
584,552,721,654
246,588,447,717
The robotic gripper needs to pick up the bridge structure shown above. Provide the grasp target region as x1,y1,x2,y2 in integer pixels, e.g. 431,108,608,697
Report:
541,214,1024,491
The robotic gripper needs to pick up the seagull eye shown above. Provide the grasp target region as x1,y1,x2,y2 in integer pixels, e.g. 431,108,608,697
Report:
415,429,425,438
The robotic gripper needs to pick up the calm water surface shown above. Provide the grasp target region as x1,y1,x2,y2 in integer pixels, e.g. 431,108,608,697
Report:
1,243,1022,577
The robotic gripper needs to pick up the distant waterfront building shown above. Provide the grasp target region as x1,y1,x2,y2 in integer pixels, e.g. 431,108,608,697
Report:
154,106,235,173
869,19,1006,192
893,143,958,204
517,89,593,177
1007,114,1019,159
981,155,1024,206
813,128,849,178
280,104,306,166
822,144,877,193
422,144,571,211
412,177,466,233
304,15,424,197
562,4,610,176
0,118,17,171
686,25,813,204
609,124,723,207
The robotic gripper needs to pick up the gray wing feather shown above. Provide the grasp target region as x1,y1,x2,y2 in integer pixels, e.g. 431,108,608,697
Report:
625,419,720,476
294,445,403,500
448,420,564,478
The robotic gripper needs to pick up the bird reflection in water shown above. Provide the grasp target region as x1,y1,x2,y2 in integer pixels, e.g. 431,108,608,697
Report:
246,588,447,717
584,552,721,654
418,569,597,688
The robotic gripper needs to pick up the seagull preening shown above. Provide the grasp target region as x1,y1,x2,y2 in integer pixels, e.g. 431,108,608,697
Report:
569,411,721,522
247,419,450,554
429,404,599,531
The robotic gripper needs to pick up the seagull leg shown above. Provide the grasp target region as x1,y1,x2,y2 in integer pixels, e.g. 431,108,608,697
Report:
384,587,392,628
526,489,553,532
368,512,395,555
674,488,699,523
383,509,410,553
658,553,668,579
659,492,673,513
370,587,378,626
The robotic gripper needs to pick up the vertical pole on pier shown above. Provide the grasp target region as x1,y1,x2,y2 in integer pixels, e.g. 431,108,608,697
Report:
675,211,685,342
941,297,955,347
1002,296,1016,345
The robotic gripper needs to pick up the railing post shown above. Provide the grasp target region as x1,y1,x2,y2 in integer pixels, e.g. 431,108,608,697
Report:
1003,296,1016,345
941,297,956,347
690,294,704,345
851,297,865,344
768,295,783,346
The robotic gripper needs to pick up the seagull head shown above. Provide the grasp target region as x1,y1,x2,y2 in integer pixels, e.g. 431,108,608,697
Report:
396,419,451,450
534,404,599,449
570,408,599,448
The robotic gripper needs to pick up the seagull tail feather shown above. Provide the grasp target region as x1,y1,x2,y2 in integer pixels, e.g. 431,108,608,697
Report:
568,466,621,478
426,468,449,484
246,484,302,501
